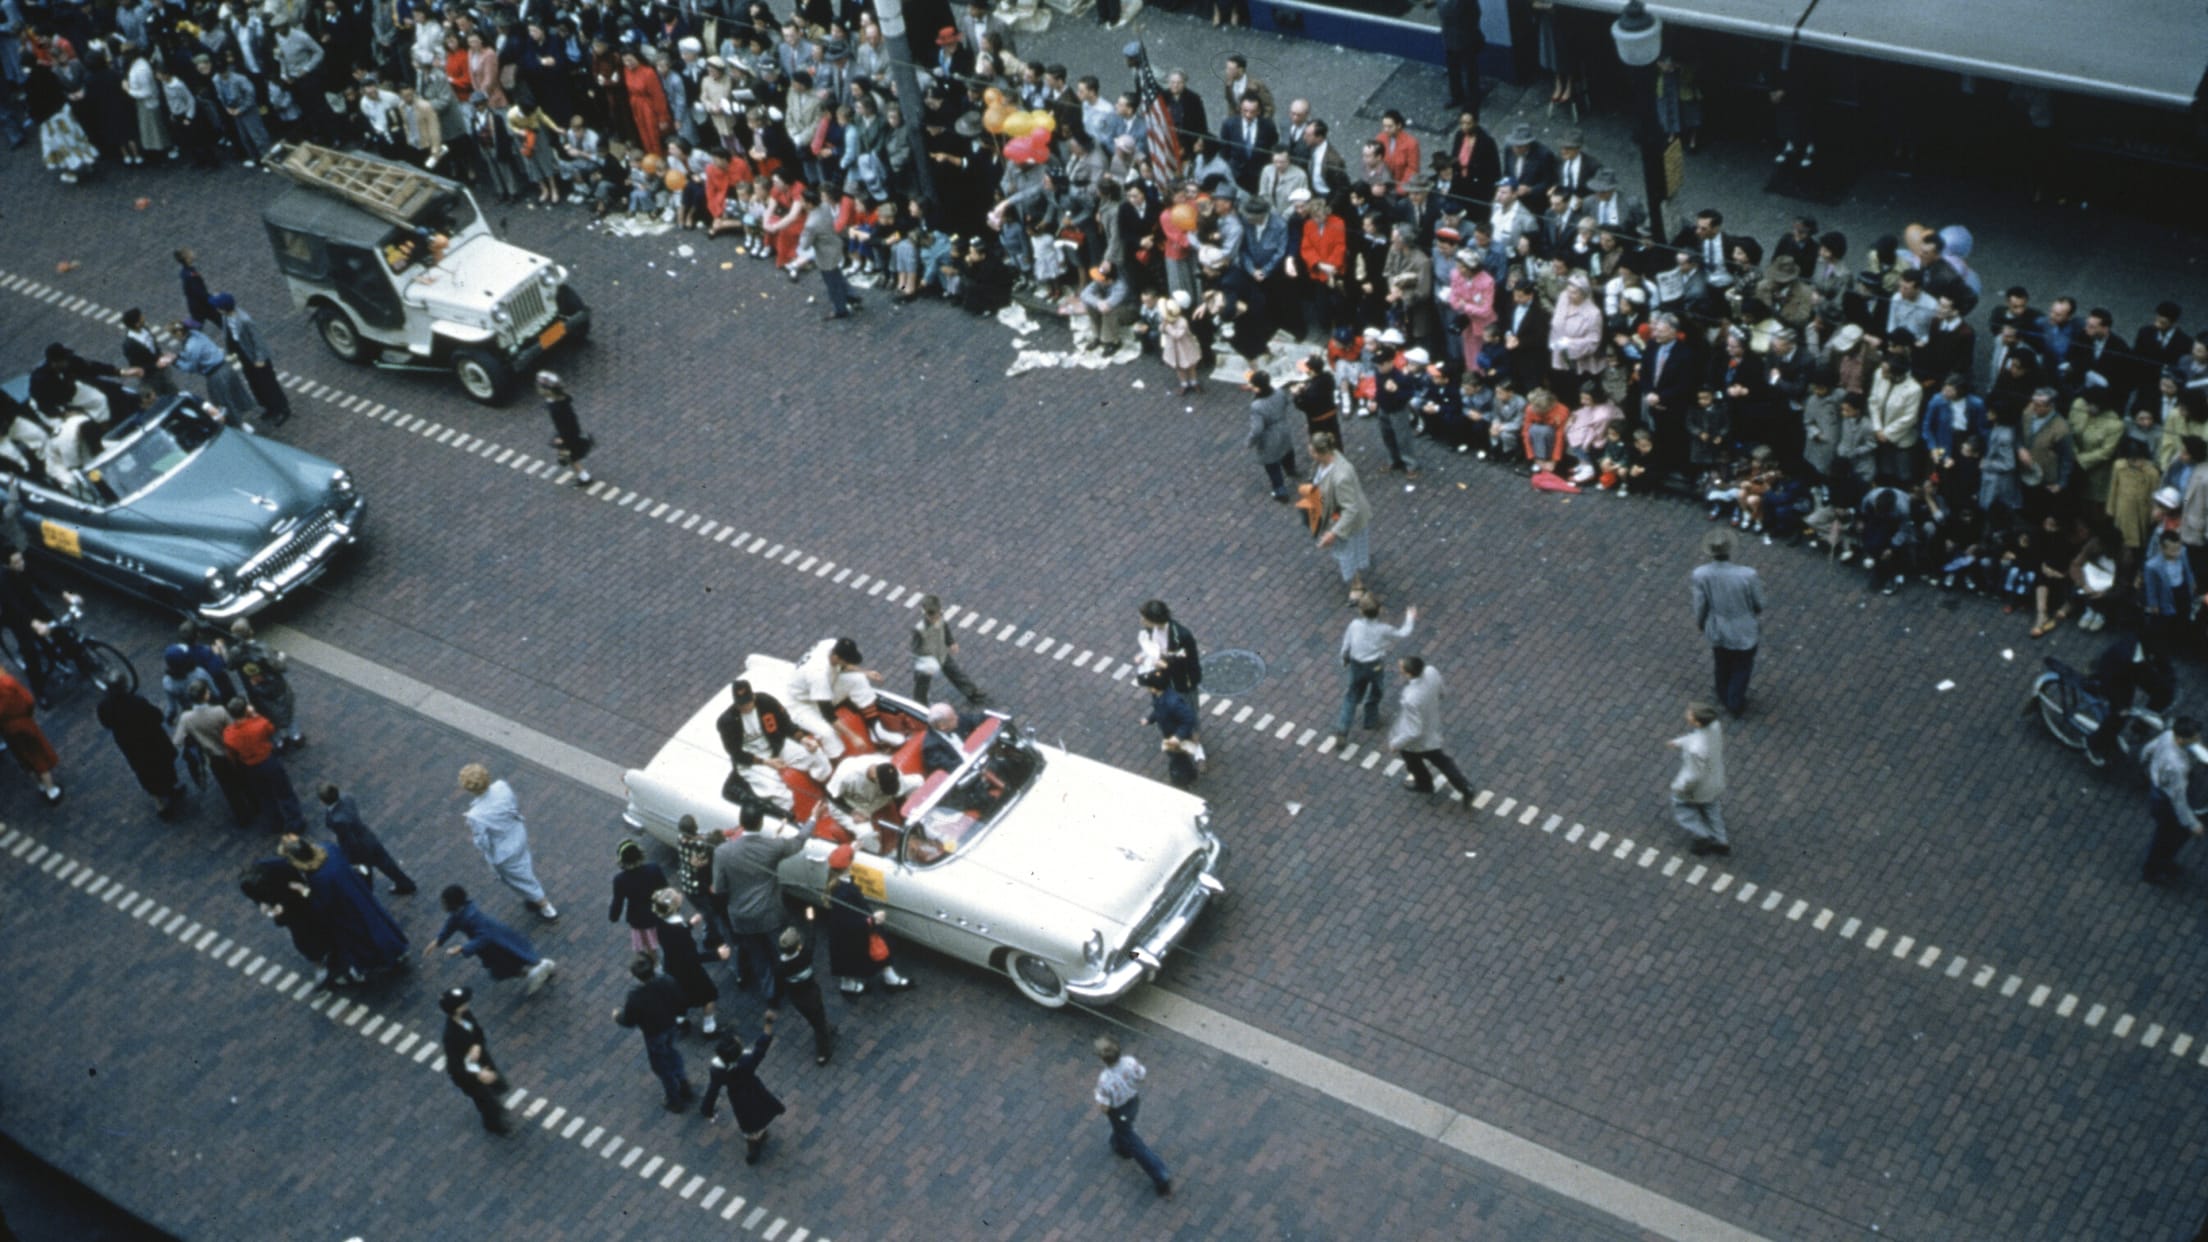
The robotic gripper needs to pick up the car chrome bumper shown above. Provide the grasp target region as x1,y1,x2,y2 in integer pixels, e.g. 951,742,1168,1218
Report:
199,501,364,622
505,304,590,370
1068,834,1226,1005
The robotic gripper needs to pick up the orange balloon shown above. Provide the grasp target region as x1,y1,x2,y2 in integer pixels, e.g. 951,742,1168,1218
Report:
983,103,1011,135
982,86,1005,108
642,154,664,174
1167,203,1199,233
1001,109,1036,138
663,167,689,191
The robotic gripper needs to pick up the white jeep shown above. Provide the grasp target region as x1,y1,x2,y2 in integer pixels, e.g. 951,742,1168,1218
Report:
260,144,590,405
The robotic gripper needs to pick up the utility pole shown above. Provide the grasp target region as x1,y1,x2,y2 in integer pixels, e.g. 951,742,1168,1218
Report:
872,0,938,204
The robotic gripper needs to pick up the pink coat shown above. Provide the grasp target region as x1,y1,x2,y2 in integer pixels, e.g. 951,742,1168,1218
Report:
1446,267,1496,365
1548,290,1604,374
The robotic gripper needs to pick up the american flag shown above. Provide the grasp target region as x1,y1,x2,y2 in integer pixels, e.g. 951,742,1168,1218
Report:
1128,42,1185,188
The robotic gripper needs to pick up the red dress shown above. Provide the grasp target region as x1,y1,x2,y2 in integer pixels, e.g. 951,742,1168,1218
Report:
624,63,671,156
767,181,806,266
0,673,57,775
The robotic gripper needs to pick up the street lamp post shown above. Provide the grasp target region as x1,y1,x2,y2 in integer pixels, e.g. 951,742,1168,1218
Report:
1611,0,1668,243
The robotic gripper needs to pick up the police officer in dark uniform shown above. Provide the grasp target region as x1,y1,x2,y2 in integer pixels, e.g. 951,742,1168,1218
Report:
440,987,516,1135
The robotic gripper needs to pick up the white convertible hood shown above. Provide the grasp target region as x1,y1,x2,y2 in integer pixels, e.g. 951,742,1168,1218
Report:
976,748,1208,936
403,233,552,316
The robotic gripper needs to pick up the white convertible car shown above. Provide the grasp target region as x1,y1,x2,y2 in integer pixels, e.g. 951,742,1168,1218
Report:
621,654,1226,1007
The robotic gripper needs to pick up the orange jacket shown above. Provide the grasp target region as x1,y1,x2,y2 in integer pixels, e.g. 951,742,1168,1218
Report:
1300,215,1346,283
222,714,277,766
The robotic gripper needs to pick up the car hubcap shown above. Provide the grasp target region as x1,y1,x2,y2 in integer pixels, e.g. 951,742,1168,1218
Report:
1013,955,1061,998
459,363,492,397
324,318,355,356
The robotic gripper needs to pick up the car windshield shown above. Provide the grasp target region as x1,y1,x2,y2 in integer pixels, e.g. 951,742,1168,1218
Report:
85,403,220,502
905,729,1041,866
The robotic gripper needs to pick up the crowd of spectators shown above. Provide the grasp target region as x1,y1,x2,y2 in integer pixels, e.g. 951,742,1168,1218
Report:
9,0,2206,637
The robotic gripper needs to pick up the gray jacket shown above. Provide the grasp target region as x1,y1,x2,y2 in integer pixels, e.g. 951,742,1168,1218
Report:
800,204,845,271
1387,667,1446,752
1247,391,1293,462
1691,560,1763,651
1670,722,1726,803
275,26,321,81
711,830,804,933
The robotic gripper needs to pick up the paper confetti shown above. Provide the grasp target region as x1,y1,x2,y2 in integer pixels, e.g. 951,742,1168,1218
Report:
1935,679,1956,692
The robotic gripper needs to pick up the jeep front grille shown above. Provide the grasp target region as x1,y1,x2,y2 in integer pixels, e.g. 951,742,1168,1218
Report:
500,282,552,339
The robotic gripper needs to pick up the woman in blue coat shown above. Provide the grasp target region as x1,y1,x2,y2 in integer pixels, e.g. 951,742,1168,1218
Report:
283,837,407,986
431,885,556,994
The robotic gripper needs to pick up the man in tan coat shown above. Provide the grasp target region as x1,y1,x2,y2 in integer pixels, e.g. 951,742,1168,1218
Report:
1309,431,1370,601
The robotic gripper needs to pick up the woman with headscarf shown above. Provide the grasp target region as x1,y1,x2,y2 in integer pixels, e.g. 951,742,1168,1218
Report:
97,681,185,816
283,836,408,987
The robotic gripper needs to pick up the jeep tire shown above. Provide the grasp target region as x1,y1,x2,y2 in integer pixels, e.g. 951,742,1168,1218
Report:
452,347,514,405
313,306,368,364
555,284,590,342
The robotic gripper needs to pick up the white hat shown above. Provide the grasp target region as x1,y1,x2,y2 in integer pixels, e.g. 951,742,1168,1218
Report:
1404,347,1431,364
1378,328,1405,345
1287,188,1312,205
678,36,703,53
1171,290,1193,309
1830,323,1865,351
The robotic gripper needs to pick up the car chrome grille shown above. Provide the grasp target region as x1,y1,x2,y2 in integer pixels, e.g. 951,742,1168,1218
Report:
1127,852,1204,951
241,509,341,582
500,282,553,338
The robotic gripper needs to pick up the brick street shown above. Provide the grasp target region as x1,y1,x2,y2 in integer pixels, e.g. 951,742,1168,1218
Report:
4,25,2208,1239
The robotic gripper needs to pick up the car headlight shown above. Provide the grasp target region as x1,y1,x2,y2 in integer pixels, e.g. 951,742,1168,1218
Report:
204,567,230,595
538,267,559,290
1082,930,1106,966
330,468,353,494
491,307,513,326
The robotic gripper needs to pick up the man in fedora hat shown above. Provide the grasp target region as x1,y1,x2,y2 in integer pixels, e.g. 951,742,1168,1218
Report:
1501,122,1557,202
1580,167,1646,236
1554,128,1601,207
440,987,517,1134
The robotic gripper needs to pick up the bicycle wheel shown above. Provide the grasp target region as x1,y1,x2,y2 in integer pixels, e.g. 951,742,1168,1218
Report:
79,640,138,695
2034,679,2090,749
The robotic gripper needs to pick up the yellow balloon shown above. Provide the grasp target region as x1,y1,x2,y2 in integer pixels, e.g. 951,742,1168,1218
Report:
1001,110,1036,138
1032,110,1056,133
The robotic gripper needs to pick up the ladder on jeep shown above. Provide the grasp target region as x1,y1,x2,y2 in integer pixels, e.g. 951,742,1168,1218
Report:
270,143,450,228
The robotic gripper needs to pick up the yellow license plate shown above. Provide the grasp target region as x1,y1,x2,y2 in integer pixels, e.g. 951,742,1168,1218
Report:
538,321,567,350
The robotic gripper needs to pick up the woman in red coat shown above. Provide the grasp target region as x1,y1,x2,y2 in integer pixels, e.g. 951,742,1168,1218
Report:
1296,196,1348,336
0,670,62,803
621,51,671,157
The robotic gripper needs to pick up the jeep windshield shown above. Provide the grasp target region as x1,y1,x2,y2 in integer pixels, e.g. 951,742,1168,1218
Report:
86,403,221,503
413,190,479,238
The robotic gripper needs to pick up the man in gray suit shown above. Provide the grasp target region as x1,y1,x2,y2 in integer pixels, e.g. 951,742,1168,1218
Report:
800,188,862,321
710,805,806,997
1389,656,1475,807
1691,529,1765,718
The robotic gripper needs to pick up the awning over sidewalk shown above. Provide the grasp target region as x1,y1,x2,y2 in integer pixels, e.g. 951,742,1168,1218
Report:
1552,0,2208,110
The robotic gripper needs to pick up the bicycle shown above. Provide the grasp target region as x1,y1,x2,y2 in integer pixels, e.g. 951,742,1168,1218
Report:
0,598,139,701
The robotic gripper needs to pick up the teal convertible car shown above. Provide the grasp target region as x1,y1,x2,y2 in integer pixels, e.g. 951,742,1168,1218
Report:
3,377,364,621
